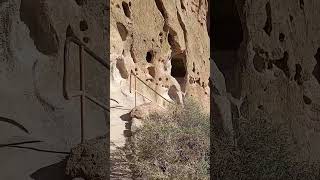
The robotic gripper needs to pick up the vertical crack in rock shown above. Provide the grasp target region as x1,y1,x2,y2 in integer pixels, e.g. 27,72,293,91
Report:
154,0,185,53
299,0,304,10
176,7,188,52
154,0,167,19
197,0,203,15
312,48,320,84
263,2,272,36
130,41,137,63
20,0,59,55
180,0,186,10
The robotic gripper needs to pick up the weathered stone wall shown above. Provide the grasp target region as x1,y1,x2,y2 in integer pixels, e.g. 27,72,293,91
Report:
239,0,320,160
213,0,320,161
110,0,210,110
0,0,108,179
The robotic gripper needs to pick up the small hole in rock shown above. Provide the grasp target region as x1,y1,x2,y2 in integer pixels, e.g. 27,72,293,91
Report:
159,78,162,81
279,33,285,42
290,15,294,22
116,22,128,41
122,2,131,18
253,53,266,73
312,48,320,84
303,95,312,105
147,67,156,78
146,51,153,63
189,77,194,84
116,58,129,79
192,62,195,72
294,64,303,85
80,20,88,31
273,51,290,78
180,0,186,10
83,37,89,43
168,33,175,47
75,0,86,6
258,105,264,110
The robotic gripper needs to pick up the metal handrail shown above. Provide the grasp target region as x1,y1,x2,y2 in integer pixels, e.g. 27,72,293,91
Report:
63,37,110,143
129,70,174,109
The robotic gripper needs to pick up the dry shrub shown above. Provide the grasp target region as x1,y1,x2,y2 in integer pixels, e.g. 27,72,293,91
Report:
211,114,320,179
133,98,210,179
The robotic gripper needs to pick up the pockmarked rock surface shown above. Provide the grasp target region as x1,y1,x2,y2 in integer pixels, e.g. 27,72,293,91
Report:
0,0,108,179
213,0,320,161
110,0,210,149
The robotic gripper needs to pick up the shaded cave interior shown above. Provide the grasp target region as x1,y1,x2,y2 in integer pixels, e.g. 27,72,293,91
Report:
212,0,243,99
169,53,187,104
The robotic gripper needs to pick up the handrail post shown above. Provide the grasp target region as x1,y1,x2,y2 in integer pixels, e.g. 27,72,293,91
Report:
134,73,137,108
64,37,110,144
129,71,132,93
79,45,85,143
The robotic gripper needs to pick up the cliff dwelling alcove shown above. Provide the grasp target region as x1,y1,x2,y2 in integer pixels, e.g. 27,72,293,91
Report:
170,53,187,93
212,0,243,98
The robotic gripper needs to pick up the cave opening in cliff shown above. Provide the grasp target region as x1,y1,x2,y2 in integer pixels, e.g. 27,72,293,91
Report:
212,0,243,98
171,53,187,93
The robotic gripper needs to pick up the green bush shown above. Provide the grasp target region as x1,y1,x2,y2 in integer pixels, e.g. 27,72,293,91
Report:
132,98,210,179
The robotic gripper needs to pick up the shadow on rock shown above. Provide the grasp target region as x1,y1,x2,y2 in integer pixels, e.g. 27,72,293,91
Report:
30,159,72,180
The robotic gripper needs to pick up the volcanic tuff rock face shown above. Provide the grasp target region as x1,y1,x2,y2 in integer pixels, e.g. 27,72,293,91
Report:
110,0,210,109
214,0,320,160
0,0,108,179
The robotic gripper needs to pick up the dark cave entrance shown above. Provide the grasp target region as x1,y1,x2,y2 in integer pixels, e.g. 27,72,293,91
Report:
171,53,187,93
211,0,243,98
